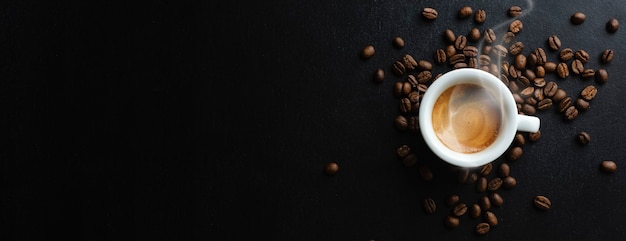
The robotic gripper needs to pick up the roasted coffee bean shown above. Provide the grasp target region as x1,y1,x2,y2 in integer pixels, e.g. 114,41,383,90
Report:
536,66,546,77
417,83,428,93
487,178,503,191
507,146,523,161
468,173,478,184
513,93,524,104
479,196,491,211
468,57,478,68
607,18,619,33
445,44,457,57
324,162,339,175
601,49,614,63
445,215,460,228
534,78,546,88
508,80,520,93
537,98,553,111
463,46,479,57
529,130,541,142
408,116,419,132
559,96,573,112
479,54,491,66
498,163,510,177
514,133,525,146
576,98,590,111
483,45,492,55
373,68,385,82
571,12,586,25
444,29,456,44
575,49,590,63
578,131,591,145
527,53,538,67
392,82,403,97
500,74,510,85
559,48,574,62
402,82,412,95
454,62,468,69
489,193,503,207
524,69,536,81
402,152,418,166
571,59,584,75
470,204,481,218
476,177,487,193
474,9,486,23
564,106,579,121
601,160,617,173
392,61,406,76
484,29,496,43
544,61,557,72
595,68,608,84
403,54,418,70
423,197,437,214
434,49,447,64
515,54,527,69
509,65,521,78
458,6,473,19
533,88,544,100
458,168,470,183
400,98,411,113
480,163,493,176
449,53,466,65
509,19,523,33
410,102,420,114
548,35,561,50
475,223,490,235
422,7,438,20
361,45,375,59
446,195,460,207
509,41,525,55
453,203,468,217
407,75,418,87
418,60,433,70
557,62,569,78
393,36,405,48
417,71,433,84
520,86,534,97
419,165,433,181
394,115,408,130
503,176,517,189
396,145,411,158
508,6,522,17
484,211,498,227
492,44,508,58
553,89,567,103
468,27,481,42
534,48,547,65
502,31,515,44
525,97,537,107
581,85,598,101
534,195,551,211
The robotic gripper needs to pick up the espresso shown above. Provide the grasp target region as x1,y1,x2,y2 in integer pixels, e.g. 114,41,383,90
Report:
432,83,502,153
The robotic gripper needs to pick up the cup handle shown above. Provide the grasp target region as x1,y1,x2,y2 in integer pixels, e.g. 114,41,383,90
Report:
517,115,540,132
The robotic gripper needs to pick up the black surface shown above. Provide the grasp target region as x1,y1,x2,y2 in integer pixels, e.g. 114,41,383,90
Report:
2,0,626,240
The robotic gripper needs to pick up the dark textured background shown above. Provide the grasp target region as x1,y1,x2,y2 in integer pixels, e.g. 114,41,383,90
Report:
2,0,626,240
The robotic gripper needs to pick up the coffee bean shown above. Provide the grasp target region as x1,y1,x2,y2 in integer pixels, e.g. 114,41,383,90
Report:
419,165,433,181
564,106,579,121
392,61,406,76
453,203,468,217
458,168,470,183
393,36,405,48
534,78,546,88
509,19,523,33
407,75,418,88
403,54,418,70
484,211,498,227
513,93,524,104
479,54,491,66
601,49,614,63
509,65,521,79
458,6,473,19
373,68,385,82
507,146,523,161
559,48,574,62
418,60,433,71
525,97,537,107
417,83,428,93
410,102,420,114
470,203,481,218
499,163,511,177
534,48,547,65
537,98,553,111
474,9,486,23
487,178,503,191
544,61,557,72
524,69,536,81
509,41,525,55
529,130,541,142
480,163,493,176
578,131,591,145
515,54,527,69
444,29,456,44
527,53,538,67
576,98,590,111
449,53,466,65
361,45,375,59
548,35,561,50
423,197,437,214
571,12,586,25
479,195,491,211
324,162,339,175
467,27,481,42
502,31,515,44
476,177,487,193
534,195,551,211
581,85,598,101
503,176,517,189
536,66,546,77
446,195,460,207
408,116,419,133
607,18,619,33
489,193,504,207
444,215,460,228
508,6,522,17
434,49,447,64
468,173,478,184
400,98,411,113
394,115,408,131
393,81,403,97
422,7,438,20
463,46,479,57
552,89,567,103
575,50,590,64
595,68,608,84
402,153,418,167
483,29,496,44
571,59,584,75
396,145,411,158
402,82,412,95
601,160,617,173
559,96,573,112
475,223,491,235
445,44,457,58
417,71,432,84
557,62,569,78
520,86,534,98
513,133,525,147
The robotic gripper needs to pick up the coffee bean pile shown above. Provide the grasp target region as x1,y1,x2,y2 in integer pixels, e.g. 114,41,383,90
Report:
359,4,619,235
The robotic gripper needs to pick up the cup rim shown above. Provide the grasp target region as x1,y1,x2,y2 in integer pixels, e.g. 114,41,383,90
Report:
418,68,518,167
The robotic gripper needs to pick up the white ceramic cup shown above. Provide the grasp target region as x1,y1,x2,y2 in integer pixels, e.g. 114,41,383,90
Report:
419,68,540,168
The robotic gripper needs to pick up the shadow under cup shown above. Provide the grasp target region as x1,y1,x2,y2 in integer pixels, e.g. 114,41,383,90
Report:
419,68,539,168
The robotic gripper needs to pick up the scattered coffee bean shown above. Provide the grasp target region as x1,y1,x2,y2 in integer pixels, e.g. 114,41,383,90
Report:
499,163,511,177
422,7,438,20
571,59,584,75
444,29,456,44
529,130,541,142
479,195,491,211
493,44,508,58
601,49,614,63
514,54,527,69
557,62,569,78
402,82,412,95
393,36,405,48
522,104,536,115
468,27,481,42
601,160,617,173
575,50,590,63
559,48,574,62
474,9,486,23
558,96,573,112
533,77,546,88
476,177,487,193
508,6,522,17
446,195,460,207
564,106,579,121
487,177,503,191
463,46,479,57
503,176,517,189
537,98,553,111
475,223,491,235
402,153,418,167
607,18,619,33
581,69,595,79
576,98,590,111
470,203,481,218
394,115,408,130
419,165,433,180
483,29,496,43
361,45,375,59
449,53,466,65
544,81,558,97
534,195,551,211
534,48,547,65
392,61,406,76
595,68,608,84
434,49,447,64
453,203,468,217
509,41,525,55
552,89,567,103
578,131,590,145
489,193,504,207
399,98,411,113
324,162,339,176
373,68,386,83
548,35,561,50
507,146,523,161
480,163,493,176
423,197,437,214
571,12,586,25
458,6,473,19
445,215,460,228
581,85,597,101
502,31,515,44
509,19,523,33
396,145,411,158
536,66,546,77
484,211,498,227
467,173,478,184
544,61,557,72
403,54,418,70
454,35,467,50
